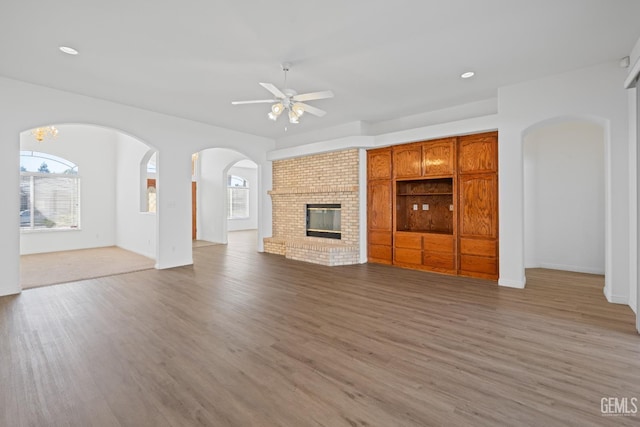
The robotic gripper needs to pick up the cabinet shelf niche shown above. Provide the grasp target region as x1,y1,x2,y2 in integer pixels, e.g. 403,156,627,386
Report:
396,178,454,234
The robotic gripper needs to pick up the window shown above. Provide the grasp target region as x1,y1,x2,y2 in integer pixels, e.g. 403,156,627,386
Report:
227,175,249,219
141,150,157,213
20,151,80,230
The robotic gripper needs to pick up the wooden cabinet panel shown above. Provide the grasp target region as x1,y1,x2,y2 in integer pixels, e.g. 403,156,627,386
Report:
369,231,392,246
460,238,496,257
460,254,498,276
423,139,455,176
458,133,497,174
394,248,422,265
369,245,392,263
367,181,392,231
367,131,498,280
395,233,422,249
393,144,422,178
459,174,497,238
423,251,455,270
423,233,454,253
368,148,392,180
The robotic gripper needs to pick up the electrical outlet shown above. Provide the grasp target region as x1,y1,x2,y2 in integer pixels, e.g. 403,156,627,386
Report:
422,204,429,211
449,204,454,211
412,204,418,211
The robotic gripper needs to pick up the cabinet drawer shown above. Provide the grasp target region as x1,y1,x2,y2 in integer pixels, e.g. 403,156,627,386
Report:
460,255,497,275
368,244,392,263
394,248,422,265
369,231,392,246
395,233,422,249
423,233,454,253
460,238,496,257
423,251,455,270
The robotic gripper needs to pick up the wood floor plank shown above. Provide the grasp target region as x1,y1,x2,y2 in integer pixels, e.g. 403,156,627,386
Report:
1,231,639,426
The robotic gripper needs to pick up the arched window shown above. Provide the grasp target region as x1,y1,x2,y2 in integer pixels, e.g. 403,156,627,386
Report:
227,174,249,219
19,151,80,230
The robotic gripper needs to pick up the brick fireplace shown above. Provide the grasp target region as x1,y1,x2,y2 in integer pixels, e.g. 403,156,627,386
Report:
264,149,360,266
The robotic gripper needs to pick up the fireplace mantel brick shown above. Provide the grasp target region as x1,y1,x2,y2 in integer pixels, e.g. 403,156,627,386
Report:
265,149,361,266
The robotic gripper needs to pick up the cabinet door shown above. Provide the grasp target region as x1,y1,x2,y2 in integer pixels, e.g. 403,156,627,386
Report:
393,144,422,178
423,138,455,176
458,132,497,174
367,148,392,180
459,174,497,239
368,181,392,231
368,180,393,264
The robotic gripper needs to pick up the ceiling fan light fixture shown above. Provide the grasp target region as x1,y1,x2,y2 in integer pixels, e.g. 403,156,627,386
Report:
292,103,305,117
271,102,284,115
288,110,299,124
268,112,278,121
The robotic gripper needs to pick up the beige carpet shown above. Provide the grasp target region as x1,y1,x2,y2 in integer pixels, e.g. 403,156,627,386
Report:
20,246,155,289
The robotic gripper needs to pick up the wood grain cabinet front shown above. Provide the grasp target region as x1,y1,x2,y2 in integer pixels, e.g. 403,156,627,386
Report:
367,132,498,281
423,138,455,177
393,143,422,178
367,148,393,264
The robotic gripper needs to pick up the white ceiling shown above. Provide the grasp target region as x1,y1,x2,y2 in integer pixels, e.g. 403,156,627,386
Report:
1,1,639,141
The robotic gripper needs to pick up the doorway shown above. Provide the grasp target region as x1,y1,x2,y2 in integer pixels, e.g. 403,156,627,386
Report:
523,119,605,276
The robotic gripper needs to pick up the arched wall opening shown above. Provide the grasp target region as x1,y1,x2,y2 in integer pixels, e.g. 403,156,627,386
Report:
192,148,260,249
18,123,158,289
522,117,607,282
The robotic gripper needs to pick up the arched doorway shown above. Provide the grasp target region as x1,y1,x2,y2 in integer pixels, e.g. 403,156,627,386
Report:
19,123,158,289
192,148,260,249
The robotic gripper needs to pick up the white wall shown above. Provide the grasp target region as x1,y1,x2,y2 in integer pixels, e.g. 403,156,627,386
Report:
197,148,249,243
227,164,258,231
0,76,274,297
115,133,157,260
20,124,117,254
524,121,605,274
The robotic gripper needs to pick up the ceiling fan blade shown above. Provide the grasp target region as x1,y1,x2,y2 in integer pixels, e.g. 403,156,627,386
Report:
299,103,327,117
259,82,286,99
292,90,334,102
231,99,276,105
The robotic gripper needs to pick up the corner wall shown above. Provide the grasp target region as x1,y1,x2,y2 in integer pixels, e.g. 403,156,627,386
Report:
115,133,157,259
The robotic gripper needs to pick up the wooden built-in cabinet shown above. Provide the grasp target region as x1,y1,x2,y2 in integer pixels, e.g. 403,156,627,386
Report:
367,132,498,280
367,147,393,264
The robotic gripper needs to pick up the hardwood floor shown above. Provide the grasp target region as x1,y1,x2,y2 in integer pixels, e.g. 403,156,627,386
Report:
1,231,638,426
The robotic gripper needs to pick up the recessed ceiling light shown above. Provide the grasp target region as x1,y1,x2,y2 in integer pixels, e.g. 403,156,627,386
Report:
59,46,79,55
461,71,475,79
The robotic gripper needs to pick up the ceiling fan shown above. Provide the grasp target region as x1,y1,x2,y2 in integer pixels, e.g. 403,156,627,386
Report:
231,63,334,124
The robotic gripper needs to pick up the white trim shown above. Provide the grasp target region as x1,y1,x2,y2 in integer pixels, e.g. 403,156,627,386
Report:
358,149,368,264
498,276,526,288
538,263,605,275
604,289,629,305
624,55,640,89
267,136,374,161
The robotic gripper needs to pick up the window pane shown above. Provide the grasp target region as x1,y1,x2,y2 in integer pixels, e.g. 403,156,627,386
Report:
227,187,249,219
33,176,79,228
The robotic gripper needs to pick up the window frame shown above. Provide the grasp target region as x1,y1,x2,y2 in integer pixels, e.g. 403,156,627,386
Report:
20,157,81,233
227,175,250,220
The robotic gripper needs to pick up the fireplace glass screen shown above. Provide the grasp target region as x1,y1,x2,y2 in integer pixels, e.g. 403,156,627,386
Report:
306,204,341,239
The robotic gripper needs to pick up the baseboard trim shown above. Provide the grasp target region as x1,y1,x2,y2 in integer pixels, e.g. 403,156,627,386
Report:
538,263,604,275
603,285,628,305
498,276,526,289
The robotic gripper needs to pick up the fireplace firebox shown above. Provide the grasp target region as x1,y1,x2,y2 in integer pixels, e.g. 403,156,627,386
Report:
306,204,341,239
